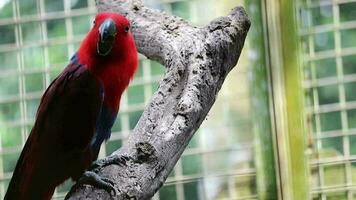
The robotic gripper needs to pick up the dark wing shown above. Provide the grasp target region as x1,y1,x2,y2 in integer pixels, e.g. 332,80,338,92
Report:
5,62,103,200
91,104,117,160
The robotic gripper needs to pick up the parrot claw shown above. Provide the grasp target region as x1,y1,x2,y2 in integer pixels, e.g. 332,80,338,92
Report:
65,155,130,198
90,155,130,172
80,171,118,195
65,171,118,199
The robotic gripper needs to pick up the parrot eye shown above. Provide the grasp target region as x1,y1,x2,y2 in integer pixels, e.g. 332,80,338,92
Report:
93,20,96,25
124,26,130,33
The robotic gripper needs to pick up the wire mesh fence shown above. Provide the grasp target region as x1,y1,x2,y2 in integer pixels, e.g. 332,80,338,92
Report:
298,0,356,199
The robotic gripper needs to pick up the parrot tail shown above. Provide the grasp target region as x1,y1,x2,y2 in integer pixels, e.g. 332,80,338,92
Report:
4,138,56,200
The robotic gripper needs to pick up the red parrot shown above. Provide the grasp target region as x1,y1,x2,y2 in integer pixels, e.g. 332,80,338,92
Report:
4,12,138,200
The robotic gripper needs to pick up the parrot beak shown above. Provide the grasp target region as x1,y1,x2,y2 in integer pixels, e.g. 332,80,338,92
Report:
97,19,117,56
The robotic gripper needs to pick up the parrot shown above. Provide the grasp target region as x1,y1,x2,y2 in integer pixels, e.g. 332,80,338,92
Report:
4,12,138,200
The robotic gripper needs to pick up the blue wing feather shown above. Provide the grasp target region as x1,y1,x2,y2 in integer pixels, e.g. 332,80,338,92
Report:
91,99,117,155
70,53,79,64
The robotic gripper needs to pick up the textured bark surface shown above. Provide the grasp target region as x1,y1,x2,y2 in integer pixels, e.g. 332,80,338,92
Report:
67,0,250,199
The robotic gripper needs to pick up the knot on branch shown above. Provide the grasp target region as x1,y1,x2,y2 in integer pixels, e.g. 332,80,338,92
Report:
134,142,156,163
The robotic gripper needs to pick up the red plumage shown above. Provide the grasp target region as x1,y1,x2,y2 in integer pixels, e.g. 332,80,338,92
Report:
79,13,138,111
4,12,137,200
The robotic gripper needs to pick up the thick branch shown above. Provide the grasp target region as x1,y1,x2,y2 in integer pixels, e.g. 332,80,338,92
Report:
67,0,250,199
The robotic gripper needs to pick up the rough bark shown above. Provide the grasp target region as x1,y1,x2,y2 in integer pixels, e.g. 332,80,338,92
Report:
67,0,250,199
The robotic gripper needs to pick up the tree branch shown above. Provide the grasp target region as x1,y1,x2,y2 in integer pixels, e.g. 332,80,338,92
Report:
66,0,250,199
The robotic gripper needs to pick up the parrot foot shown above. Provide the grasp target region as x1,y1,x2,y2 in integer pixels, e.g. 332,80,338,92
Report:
65,171,117,199
65,155,129,198
79,171,117,195
90,155,130,172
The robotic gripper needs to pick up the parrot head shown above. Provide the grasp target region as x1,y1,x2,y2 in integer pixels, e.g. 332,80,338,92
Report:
77,12,138,111
78,12,138,68
94,12,132,56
